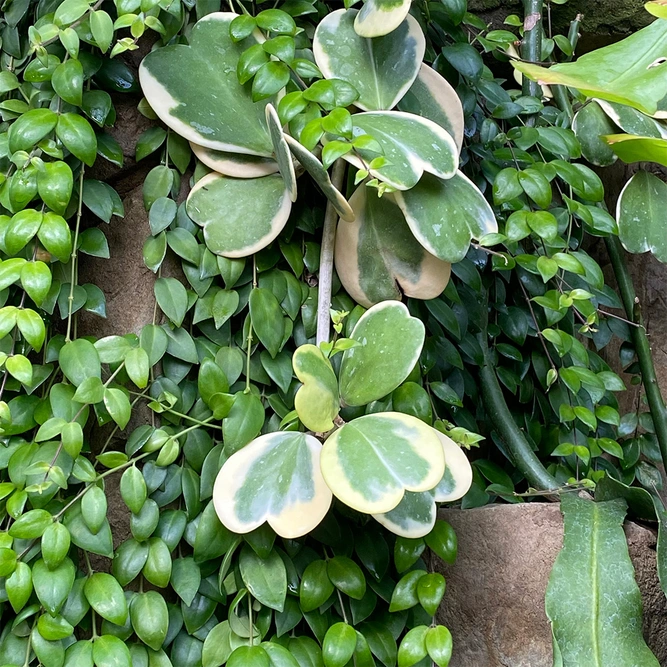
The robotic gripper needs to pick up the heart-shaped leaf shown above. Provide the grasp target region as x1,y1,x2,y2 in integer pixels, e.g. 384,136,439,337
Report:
616,170,667,262
339,301,424,406
572,101,618,167
293,344,340,432
397,64,464,151
595,99,667,139
394,172,497,263
321,412,444,514
344,111,457,190
139,13,274,155
213,431,333,538
284,135,354,221
353,0,411,38
191,143,279,177
373,430,473,538
431,431,473,503
186,172,292,258
266,104,297,202
335,184,450,307
513,20,667,115
603,133,667,167
373,489,437,538
313,9,424,111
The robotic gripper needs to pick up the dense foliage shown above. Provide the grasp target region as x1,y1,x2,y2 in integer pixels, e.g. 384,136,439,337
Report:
2,0,667,664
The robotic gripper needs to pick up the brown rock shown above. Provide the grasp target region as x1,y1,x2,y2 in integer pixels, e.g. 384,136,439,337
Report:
432,504,667,667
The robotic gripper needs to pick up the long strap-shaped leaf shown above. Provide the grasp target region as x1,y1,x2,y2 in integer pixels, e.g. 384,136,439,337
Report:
546,494,659,667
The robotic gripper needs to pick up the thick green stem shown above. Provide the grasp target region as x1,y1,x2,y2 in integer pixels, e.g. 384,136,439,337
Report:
478,331,560,491
605,235,667,470
521,0,544,98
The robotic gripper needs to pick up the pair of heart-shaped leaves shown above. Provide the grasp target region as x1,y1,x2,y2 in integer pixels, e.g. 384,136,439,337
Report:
293,301,425,432
212,413,472,539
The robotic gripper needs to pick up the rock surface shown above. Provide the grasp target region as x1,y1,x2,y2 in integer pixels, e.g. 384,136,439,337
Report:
433,504,667,667
469,0,648,35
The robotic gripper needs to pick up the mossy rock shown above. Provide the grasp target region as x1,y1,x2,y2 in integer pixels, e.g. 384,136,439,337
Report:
470,0,649,35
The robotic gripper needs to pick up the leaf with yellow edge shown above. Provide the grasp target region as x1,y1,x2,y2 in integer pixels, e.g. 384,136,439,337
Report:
213,431,332,539
603,133,667,166
335,184,450,308
293,344,339,433
186,172,292,258
372,430,473,538
513,19,667,115
397,64,465,151
321,412,444,514
191,143,279,178
353,0,411,38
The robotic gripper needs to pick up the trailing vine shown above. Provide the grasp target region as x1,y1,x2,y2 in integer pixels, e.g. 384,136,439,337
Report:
2,0,667,664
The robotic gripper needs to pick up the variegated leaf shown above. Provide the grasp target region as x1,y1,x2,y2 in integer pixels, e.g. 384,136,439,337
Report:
397,64,465,151
191,143,279,178
339,301,424,407
335,184,450,307
321,412,444,514
139,13,274,155
394,171,497,263
213,431,332,538
266,104,297,202
616,170,667,263
313,8,424,111
604,133,667,166
284,135,354,221
186,172,292,258
354,0,412,38
596,99,667,139
373,430,473,538
343,111,458,190
293,344,340,433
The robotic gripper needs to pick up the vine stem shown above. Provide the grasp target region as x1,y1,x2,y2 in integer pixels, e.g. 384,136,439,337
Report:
477,288,559,492
65,166,85,342
316,160,346,346
605,235,667,470
521,0,543,96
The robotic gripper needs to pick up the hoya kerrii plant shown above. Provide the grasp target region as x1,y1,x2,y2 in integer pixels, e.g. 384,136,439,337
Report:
136,5,486,540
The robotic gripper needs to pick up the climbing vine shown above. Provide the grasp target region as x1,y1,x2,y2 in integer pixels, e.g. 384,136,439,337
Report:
2,0,667,664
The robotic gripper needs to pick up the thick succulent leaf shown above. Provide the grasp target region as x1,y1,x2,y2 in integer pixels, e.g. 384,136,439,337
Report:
572,102,618,167
353,0,411,38
431,431,473,503
186,172,292,258
266,104,297,202
293,344,340,433
546,495,659,666
139,13,274,155
397,64,464,151
604,133,667,166
191,143,279,177
321,412,444,514
512,20,667,115
335,184,450,307
213,431,332,539
373,490,436,538
595,99,667,139
284,135,354,221
616,170,667,262
394,172,497,263
343,111,458,190
339,301,425,406
313,9,424,111
373,431,473,538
